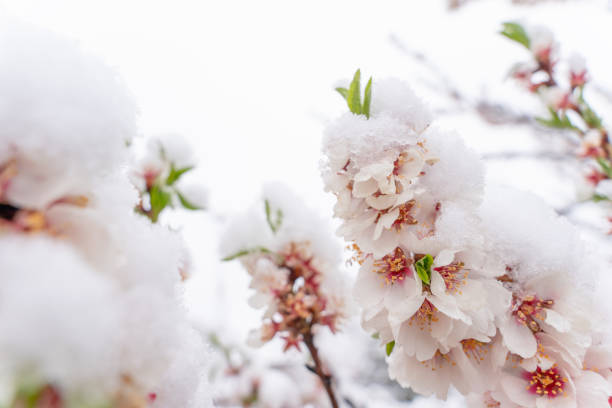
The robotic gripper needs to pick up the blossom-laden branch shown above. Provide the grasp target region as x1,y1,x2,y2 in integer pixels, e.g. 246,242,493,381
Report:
321,71,612,406
222,185,346,408
502,22,612,230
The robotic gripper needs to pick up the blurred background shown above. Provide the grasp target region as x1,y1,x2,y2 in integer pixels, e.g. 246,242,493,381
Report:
3,0,611,406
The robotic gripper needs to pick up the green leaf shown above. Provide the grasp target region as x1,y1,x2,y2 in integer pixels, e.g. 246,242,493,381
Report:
177,192,202,210
500,22,530,49
221,246,271,262
241,394,258,406
149,184,172,222
582,106,602,129
264,199,283,234
415,254,434,285
386,341,395,356
574,87,602,129
363,77,372,119
14,382,43,407
597,157,612,179
371,332,380,340
536,108,578,131
347,69,362,115
593,193,609,203
335,87,349,100
335,69,375,119
166,164,194,186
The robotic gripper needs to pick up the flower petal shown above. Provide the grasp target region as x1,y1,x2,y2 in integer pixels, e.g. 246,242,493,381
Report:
499,316,537,358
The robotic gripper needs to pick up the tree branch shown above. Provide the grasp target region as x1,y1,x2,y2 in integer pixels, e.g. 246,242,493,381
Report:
482,150,574,161
303,332,339,408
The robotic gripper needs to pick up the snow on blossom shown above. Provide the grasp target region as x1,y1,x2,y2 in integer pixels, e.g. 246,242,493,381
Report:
539,86,575,111
221,182,347,351
527,25,556,64
0,19,212,407
568,53,588,88
0,18,136,210
321,72,612,405
130,132,205,223
322,78,483,259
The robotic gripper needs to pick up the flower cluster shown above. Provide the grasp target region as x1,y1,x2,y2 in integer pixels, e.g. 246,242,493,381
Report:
502,22,612,231
131,133,207,223
221,183,347,407
321,72,612,406
0,20,211,407
242,240,342,352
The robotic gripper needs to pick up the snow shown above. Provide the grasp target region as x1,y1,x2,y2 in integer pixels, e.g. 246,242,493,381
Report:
1,0,611,406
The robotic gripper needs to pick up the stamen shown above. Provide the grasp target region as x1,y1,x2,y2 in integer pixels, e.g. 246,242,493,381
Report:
373,247,413,285
513,294,554,333
434,262,468,294
523,365,567,398
408,299,439,331
420,350,456,371
391,200,418,230
461,339,489,362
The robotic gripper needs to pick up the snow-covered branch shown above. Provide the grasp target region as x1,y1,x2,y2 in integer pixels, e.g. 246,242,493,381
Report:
321,70,612,406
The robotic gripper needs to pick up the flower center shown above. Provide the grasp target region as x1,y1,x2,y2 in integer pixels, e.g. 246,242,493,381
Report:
524,365,567,398
461,339,489,362
483,393,501,408
513,295,554,333
374,247,412,285
392,152,408,176
419,350,455,371
391,200,418,230
409,299,439,331
434,261,468,294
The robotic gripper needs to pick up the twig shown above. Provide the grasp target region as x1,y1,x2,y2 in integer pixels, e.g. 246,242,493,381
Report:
389,34,464,103
555,200,589,216
388,34,547,129
343,397,357,408
303,333,339,408
482,150,574,161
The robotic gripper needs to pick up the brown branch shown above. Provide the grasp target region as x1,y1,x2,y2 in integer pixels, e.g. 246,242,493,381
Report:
303,332,339,408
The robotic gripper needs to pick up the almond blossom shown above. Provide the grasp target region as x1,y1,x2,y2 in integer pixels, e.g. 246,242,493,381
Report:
221,183,347,408
320,71,612,406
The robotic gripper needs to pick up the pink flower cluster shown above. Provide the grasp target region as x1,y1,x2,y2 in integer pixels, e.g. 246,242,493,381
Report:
244,241,342,352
